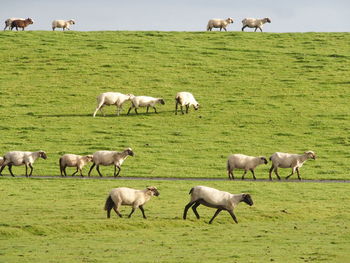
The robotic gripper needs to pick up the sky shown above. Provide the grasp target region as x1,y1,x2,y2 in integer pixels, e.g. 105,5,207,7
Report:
1,0,350,32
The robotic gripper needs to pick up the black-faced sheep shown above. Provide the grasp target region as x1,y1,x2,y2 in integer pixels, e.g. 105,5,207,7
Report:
227,154,268,180
175,92,199,115
241,17,271,32
127,96,165,115
59,154,93,177
207,18,234,31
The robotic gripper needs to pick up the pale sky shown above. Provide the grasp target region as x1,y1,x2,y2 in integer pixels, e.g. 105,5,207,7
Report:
1,0,349,32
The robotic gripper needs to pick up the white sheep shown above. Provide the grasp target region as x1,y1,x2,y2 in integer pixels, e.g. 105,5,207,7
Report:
88,148,134,177
59,154,93,177
175,92,199,115
52,19,75,31
241,17,271,32
93,92,134,117
0,151,47,177
269,151,316,180
104,186,160,219
4,18,24,30
207,18,234,31
227,154,268,180
183,186,253,224
127,96,165,115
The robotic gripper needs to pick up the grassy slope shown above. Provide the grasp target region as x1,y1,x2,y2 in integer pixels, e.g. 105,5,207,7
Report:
0,31,349,180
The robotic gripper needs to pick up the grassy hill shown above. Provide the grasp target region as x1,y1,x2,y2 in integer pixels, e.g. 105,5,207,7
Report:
0,31,349,179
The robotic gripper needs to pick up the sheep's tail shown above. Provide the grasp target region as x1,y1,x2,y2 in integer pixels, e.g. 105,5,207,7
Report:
104,195,114,211
188,187,194,195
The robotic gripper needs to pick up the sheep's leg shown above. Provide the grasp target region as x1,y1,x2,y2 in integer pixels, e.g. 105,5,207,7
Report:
175,102,178,115
209,209,222,224
88,163,95,176
259,27,263,32
127,107,132,115
114,165,121,177
63,166,68,177
228,210,238,224
113,204,122,217
28,164,34,177
146,106,150,113
241,170,247,180
134,108,139,114
269,165,274,180
139,205,147,219
79,168,84,177
185,105,189,114
71,168,79,176
25,165,28,177
191,202,201,219
128,207,136,218
254,27,258,32
296,168,302,180
250,169,257,180
96,165,103,177
228,170,234,180
242,26,247,31
0,165,6,176
183,201,196,219
286,168,296,180
273,168,281,180
223,27,227,32
180,106,184,114
8,164,15,177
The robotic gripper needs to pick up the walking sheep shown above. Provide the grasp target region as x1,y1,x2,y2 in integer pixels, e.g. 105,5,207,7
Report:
175,92,199,115
104,186,160,219
59,154,93,177
4,18,24,30
183,186,253,224
10,18,34,31
93,92,134,117
52,19,75,31
0,151,47,177
88,148,134,177
227,154,268,180
269,151,316,180
127,96,165,115
207,18,234,31
241,17,271,32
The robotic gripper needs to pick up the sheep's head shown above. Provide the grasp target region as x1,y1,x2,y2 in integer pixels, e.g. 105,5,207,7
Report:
27,18,34,24
266,18,271,23
86,155,93,162
39,151,47,159
125,148,134,157
242,194,253,206
227,18,234,24
147,186,160,196
69,19,75,25
159,99,165,105
127,94,135,100
305,151,316,160
193,103,200,110
260,157,268,164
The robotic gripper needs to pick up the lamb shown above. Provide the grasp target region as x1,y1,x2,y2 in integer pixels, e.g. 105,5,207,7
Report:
175,92,199,115
93,92,134,117
104,186,160,219
183,186,253,224
59,154,93,177
88,148,134,177
269,151,316,180
127,96,165,115
241,17,271,32
207,18,234,31
10,18,34,31
227,154,268,180
4,18,24,30
0,151,47,177
52,19,75,31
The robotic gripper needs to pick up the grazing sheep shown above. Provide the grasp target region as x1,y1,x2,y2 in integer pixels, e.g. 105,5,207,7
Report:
175,92,199,115
52,19,75,31
0,151,47,177
227,154,268,180
127,96,165,115
4,18,24,30
183,186,253,224
93,92,134,117
59,154,93,177
269,151,316,180
104,186,160,219
241,17,271,32
10,18,34,31
207,18,234,31
88,148,134,177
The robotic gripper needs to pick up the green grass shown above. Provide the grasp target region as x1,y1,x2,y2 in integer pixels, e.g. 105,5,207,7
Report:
0,178,349,263
0,31,349,180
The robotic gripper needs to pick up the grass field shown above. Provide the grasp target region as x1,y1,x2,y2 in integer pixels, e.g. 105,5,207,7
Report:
0,31,349,262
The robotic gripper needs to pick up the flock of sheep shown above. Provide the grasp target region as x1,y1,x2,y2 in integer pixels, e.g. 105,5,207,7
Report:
3,17,271,32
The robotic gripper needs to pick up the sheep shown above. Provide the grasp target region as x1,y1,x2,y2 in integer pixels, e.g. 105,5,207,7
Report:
104,186,160,219
4,18,24,30
88,148,134,177
59,154,93,177
175,92,199,115
10,18,34,31
127,96,165,115
52,19,75,31
207,18,234,31
183,186,253,224
0,151,47,177
241,17,271,32
93,92,134,117
269,151,316,180
227,154,268,180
